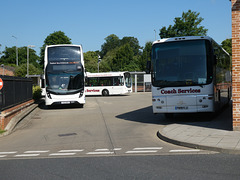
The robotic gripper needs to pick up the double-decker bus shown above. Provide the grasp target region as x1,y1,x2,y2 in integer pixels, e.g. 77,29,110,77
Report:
85,72,132,96
147,36,231,117
44,44,85,106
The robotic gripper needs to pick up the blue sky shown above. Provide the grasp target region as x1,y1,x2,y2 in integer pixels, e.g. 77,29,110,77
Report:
0,0,231,56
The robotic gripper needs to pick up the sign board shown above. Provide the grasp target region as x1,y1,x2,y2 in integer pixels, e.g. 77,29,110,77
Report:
0,78,3,90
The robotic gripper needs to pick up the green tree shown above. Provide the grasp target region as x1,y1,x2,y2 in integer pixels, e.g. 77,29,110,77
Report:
0,46,40,68
111,43,141,71
120,37,141,56
100,34,120,58
15,63,42,77
99,48,118,72
221,38,232,56
140,41,152,71
84,51,99,72
99,34,143,72
40,31,72,66
159,10,208,38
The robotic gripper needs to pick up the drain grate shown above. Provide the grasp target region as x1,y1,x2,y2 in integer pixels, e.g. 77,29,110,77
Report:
58,133,77,137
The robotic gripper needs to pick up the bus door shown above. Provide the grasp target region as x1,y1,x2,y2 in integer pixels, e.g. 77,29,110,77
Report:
112,76,124,94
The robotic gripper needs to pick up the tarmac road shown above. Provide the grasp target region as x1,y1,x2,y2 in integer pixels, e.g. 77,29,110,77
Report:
0,93,211,159
2,93,240,180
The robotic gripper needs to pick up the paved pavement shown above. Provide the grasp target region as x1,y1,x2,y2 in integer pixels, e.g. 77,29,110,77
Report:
157,103,240,154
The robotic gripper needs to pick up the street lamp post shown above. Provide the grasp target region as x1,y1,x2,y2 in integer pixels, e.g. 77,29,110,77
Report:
154,29,157,40
27,45,35,78
98,55,101,73
12,35,18,66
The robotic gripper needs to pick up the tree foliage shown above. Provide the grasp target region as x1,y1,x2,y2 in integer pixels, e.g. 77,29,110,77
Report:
40,31,72,66
15,63,42,77
94,34,144,72
221,38,232,56
140,41,152,71
100,34,120,58
0,46,39,68
84,51,99,72
159,10,208,38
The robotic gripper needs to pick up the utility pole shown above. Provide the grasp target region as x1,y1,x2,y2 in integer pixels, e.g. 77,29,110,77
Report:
12,35,18,66
98,55,101,73
27,45,35,78
154,30,157,40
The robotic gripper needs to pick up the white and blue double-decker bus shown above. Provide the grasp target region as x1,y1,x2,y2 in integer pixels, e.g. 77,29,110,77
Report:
44,44,85,106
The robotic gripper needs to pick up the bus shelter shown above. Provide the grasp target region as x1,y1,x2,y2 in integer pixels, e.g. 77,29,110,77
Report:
130,72,151,93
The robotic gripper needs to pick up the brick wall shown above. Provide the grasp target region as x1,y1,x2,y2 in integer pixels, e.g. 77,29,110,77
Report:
0,66,14,76
232,0,240,131
0,100,34,130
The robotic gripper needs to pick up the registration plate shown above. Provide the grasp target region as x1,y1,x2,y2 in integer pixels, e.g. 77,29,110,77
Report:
61,101,71,104
175,106,188,110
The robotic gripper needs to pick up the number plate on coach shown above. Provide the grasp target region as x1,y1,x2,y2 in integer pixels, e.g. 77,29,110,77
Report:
175,106,188,110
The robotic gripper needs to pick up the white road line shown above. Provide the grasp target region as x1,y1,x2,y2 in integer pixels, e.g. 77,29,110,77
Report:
169,149,201,153
125,150,158,154
24,150,49,153
87,152,114,155
49,153,76,156
0,155,7,158
15,154,40,157
133,147,163,150
0,151,17,155
95,148,122,151
95,149,109,151
58,150,84,153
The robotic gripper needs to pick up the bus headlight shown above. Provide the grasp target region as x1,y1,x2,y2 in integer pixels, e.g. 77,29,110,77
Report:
47,92,52,99
79,90,84,97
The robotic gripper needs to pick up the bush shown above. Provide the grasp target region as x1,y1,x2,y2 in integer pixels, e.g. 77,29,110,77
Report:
33,86,42,101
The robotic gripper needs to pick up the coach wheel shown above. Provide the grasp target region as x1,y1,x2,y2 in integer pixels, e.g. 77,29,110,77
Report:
102,89,109,96
165,113,174,119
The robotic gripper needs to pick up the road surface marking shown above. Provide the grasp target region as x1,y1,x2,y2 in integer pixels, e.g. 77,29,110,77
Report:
95,149,109,151
87,151,114,155
133,147,163,150
49,153,76,156
169,149,201,153
24,150,49,153
0,151,17,155
113,148,122,151
0,155,7,158
125,150,158,154
58,149,84,153
15,154,40,157
125,147,162,154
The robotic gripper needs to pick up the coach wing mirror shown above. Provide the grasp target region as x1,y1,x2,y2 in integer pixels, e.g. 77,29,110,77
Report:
146,61,151,74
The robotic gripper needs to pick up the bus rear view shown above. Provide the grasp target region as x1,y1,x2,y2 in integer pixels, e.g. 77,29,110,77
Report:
150,36,231,116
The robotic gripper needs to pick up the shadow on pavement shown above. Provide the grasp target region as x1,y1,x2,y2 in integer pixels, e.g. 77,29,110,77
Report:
116,103,233,131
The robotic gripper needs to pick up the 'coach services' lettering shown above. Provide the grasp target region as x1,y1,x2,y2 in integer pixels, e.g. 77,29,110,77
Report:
160,88,201,94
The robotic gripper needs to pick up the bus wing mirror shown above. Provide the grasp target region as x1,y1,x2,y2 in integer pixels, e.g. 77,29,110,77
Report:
146,61,151,74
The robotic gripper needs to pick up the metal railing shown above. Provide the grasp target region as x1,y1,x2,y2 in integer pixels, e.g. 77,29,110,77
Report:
0,75,32,111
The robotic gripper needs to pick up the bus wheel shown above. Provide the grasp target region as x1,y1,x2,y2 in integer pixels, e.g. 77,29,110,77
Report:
102,89,109,96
